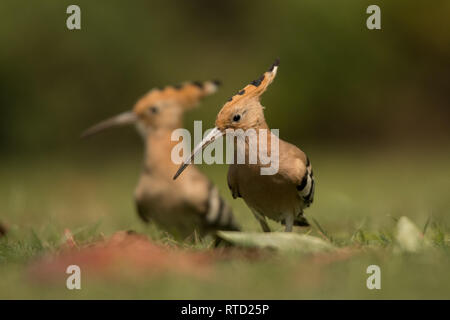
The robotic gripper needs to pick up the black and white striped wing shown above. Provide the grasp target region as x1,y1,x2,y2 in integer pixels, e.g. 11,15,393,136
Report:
296,158,315,207
205,183,240,231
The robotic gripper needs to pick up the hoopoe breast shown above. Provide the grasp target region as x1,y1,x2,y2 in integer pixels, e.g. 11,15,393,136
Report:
228,140,314,223
134,172,207,237
135,165,239,238
230,165,303,222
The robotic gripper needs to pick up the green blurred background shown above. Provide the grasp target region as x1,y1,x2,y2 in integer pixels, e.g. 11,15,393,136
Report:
1,0,449,156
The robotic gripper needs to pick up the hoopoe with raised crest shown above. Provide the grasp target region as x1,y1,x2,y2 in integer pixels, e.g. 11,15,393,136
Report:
82,80,240,240
174,59,315,232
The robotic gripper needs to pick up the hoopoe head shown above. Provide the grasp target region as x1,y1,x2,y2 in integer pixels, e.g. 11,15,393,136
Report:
173,59,279,180
81,80,220,138
215,58,279,131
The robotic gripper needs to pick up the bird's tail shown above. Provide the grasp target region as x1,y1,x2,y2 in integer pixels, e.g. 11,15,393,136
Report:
281,214,310,227
293,215,310,227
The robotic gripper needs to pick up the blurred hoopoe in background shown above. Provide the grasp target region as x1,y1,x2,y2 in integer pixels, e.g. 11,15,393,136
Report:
174,59,315,232
82,81,240,240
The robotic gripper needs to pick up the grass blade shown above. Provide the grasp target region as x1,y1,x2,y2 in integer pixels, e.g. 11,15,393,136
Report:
422,215,432,236
311,218,332,242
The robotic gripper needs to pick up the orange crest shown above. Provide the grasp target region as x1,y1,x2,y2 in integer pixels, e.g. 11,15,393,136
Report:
223,58,279,108
215,59,279,130
134,80,220,115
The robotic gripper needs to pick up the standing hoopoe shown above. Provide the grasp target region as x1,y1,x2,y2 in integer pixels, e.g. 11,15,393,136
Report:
174,60,315,232
82,81,240,240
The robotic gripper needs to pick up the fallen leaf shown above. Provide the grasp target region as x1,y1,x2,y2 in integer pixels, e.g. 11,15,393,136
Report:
29,231,213,282
217,231,335,253
395,216,431,253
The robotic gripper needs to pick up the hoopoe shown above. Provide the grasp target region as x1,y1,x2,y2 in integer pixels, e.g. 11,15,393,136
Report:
82,81,240,240
174,59,315,232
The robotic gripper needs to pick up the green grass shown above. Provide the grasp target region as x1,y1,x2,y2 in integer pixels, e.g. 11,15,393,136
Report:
0,148,449,299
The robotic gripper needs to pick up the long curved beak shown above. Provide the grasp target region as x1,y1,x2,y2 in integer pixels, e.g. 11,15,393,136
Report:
81,111,137,138
173,127,224,180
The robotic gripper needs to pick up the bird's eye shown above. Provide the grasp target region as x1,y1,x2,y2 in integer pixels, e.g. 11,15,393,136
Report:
148,106,158,114
233,114,241,122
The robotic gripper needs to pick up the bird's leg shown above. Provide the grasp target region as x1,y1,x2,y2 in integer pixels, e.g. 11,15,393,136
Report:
258,217,271,233
250,208,271,232
284,213,294,232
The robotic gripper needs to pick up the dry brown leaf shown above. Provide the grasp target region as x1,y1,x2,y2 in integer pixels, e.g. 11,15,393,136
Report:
29,231,214,282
